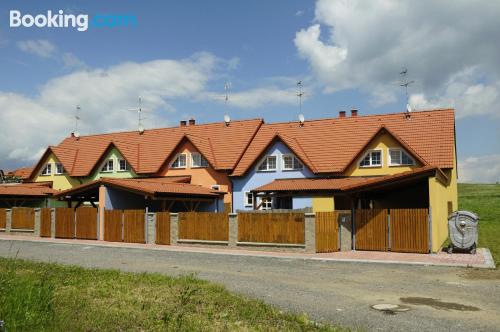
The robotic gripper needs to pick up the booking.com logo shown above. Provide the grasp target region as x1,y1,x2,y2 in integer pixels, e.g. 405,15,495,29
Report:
9,10,136,32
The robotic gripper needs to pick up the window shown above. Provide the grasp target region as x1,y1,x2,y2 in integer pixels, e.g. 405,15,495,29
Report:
171,154,187,168
282,155,303,170
244,192,254,207
257,155,277,171
41,163,52,176
101,159,114,172
118,159,129,171
388,148,414,166
55,163,64,175
191,153,209,168
260,197,272,210
359,150,382,167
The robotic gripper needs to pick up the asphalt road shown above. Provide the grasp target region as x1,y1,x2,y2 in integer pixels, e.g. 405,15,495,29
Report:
1,240,499,332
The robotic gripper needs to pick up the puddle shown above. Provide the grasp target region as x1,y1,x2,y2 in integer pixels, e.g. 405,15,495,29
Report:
400,297,480,311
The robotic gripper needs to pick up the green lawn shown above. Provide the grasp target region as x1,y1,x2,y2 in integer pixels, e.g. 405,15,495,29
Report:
458,183,500,266
0,258,344,332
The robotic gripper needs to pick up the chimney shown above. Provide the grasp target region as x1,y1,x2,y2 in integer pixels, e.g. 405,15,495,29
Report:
339,111,346,118
188,118,196,126
351,109,358,117
180,120,187,127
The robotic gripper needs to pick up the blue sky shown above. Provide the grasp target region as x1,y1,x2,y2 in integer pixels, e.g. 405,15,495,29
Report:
0,0,499,182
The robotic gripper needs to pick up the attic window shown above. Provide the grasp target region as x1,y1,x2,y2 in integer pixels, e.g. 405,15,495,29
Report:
101,159,114,173
282,154,303,171
257,155,277,172
41,163,52,176
191,153,209,168
171,153,187,168
360,150,382,167
389,148,415,166
55,163,64,175
119,159,129,171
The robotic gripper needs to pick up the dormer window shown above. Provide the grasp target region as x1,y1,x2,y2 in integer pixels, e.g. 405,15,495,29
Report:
118,159,129,171
257,155,277,171
282,154,303,170
41,163,52,176
360,150,382,167
101,159,114,173
191,153,209,168
55,163,64,175
171,153,187,168
389,148,415,166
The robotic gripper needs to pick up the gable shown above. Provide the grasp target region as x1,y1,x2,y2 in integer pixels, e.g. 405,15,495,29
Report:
253,139,314,174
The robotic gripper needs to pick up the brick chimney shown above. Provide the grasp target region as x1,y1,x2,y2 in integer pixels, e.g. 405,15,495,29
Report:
351,109,358,117
188,118,196,126
339,111,346,118
180,120,187,127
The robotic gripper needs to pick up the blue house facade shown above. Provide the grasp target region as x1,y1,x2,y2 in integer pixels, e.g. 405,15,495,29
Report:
231,140,316,211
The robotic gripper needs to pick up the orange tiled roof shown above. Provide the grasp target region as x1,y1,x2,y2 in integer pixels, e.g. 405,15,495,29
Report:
0,182,57,197
29,119,263,178
232,109,455,176
7,167,33,180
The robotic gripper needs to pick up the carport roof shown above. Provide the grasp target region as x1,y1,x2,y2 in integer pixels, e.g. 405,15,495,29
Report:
0,182,57,197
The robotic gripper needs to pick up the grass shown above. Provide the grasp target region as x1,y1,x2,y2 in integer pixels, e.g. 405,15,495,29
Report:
458,183,500,267
0,257,345,332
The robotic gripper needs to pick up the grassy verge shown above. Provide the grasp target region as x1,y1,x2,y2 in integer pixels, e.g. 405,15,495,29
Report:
0,257,345,332
458,183,500,267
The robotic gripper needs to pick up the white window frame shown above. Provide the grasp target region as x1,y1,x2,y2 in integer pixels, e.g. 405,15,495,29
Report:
191,152,209,168
260,197,273,210
257,155,277,172
282,154,303,171
101,159,114,173
244,191,254,207
171,153,187,169
118,159,129,172
41,163,52,176
55,162,64,175
388,148,415,166
359,149,383,168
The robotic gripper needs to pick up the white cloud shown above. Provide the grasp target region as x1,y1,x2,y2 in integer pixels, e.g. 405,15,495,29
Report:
294,0,500,116
459,154,500,184
17,39,56,58
61,52,86,69
295,10,304,17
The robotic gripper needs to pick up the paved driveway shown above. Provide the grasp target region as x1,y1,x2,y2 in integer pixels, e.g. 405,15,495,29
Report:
1,239,499,331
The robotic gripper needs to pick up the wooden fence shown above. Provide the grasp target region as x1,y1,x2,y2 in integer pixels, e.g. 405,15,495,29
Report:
55,208,75,238
11,207,35,229
40,208,51,237
104,209,123,242
355,209,388,251
390,208,429,253
123,210,145,243
178,212,228,241
238,212,305,244
156,211,170,245
75,207,98,240
315,211,338,253
0,208,5,229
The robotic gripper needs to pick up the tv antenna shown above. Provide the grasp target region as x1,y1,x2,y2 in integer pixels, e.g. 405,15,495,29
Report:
73,105,81,137
296,81,304,113
224,81,232,105
128,97,149,133
400,68,414,101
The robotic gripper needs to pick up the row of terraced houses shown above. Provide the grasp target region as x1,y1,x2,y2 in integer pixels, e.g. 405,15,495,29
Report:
1,109,458,251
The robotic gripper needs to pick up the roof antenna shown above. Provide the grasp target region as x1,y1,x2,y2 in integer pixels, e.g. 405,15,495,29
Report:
296,81,304,114
129,97,149,134
224,81,232,106
73,105,81,138
400,67,414,114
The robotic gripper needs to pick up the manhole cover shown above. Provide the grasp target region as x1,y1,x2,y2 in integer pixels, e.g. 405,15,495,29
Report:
371,304,410,313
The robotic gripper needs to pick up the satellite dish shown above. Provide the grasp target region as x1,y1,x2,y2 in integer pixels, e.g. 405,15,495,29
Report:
73,131,80,138
406,103,412,113
298,113,305,126
224,114,231,126
138,124,145,134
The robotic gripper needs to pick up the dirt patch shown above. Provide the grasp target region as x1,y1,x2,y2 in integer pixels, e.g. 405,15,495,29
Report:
460,268,500,280
400,297,480,311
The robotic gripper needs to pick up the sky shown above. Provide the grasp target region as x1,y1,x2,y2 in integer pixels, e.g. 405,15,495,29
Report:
0,0,499,183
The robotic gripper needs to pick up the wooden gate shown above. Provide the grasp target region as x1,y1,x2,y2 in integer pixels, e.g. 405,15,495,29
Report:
315,211,338,253
390,208,429,253
123,210,145,243
178,212,228,241
0,208,6,229
104,210,122,242
355,209,388,251
11,208,35,229
40,208,52,237
75,207,98,240
55,208,75,238
238,212,305,244
156,211,170,245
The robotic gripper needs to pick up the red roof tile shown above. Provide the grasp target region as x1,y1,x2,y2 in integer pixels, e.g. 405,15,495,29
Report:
0,182,57,197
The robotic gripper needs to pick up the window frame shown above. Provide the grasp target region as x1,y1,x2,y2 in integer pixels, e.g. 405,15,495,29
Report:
41,163,52,176
244,191,254,207
55,162,64,175
260,197,273,210
171,153,187,169
388,148,415,166
191,152,209,168
101,159,114,173
256,155,277,172
118,159,129,172
282,154,304,171
359,149,383,168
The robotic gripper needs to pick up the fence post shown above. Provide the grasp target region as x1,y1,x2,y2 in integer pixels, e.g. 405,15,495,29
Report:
170,213,178,245
96,208,100,240
304,212,316,253
50,208,56,238
228,213,238,247
387,209,391,251
147,212,156,244
5,209,12,234
34,208,41,237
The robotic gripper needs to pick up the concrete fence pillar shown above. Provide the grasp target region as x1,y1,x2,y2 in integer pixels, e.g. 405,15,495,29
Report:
50,208,56,238
304,213,316,253
34,208,41,237
147,212,156,244
5,209,12,234
338,211,352,251
170,213,178,245
228,213,238,247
